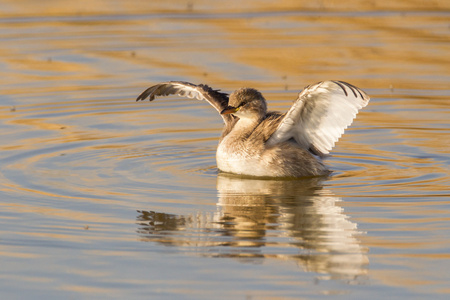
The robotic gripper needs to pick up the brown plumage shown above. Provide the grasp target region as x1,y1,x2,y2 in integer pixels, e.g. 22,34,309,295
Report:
136,80,370,177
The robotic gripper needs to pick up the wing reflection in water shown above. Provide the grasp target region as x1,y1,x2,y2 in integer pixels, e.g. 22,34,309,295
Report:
137,174,368,281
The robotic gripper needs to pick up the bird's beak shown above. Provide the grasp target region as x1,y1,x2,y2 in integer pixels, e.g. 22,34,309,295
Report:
220,106,239,115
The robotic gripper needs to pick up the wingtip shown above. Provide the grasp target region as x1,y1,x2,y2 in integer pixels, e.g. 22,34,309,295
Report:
136,90,155,102
136,91,145,102
334,80,371,103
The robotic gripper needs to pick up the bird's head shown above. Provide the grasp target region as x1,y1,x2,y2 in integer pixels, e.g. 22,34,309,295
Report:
220,88,267,120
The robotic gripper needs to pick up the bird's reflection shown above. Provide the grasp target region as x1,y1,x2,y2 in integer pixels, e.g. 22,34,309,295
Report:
137,173,368,281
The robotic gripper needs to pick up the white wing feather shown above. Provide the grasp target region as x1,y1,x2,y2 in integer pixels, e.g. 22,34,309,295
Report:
266,81,370,155
166,82,206,100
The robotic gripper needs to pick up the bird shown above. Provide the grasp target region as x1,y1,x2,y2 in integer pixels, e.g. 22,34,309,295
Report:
136,80,370,177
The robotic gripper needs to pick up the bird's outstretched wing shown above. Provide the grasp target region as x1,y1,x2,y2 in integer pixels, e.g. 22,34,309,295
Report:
266,81,370,156
136,81,232,123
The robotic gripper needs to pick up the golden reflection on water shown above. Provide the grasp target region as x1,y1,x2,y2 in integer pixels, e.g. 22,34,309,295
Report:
2,0,449,95
138,174,368,281
1,0,449,298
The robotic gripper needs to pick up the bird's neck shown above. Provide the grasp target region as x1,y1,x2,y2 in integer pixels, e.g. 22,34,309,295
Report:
229,116,261,137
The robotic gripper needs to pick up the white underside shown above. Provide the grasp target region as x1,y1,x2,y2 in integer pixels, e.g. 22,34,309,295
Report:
216,116,276,177
216,142,275,177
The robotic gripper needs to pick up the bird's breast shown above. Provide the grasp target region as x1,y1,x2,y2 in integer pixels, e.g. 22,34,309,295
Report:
216,135,270,176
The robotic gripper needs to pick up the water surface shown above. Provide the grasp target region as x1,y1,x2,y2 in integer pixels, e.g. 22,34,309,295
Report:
1,1,449,299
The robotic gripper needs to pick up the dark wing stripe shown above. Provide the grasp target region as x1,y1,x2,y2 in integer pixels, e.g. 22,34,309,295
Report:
337,81,367,99
332,81,349,97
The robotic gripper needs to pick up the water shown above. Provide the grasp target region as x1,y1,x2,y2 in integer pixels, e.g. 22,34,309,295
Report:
1,1,449,299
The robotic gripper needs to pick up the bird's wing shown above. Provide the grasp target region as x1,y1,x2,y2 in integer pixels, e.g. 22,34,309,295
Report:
136,81,232,124
266,81,370,156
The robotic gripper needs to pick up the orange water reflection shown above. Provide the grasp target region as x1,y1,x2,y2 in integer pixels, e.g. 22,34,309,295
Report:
1,0,449,298
137,174,369,281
